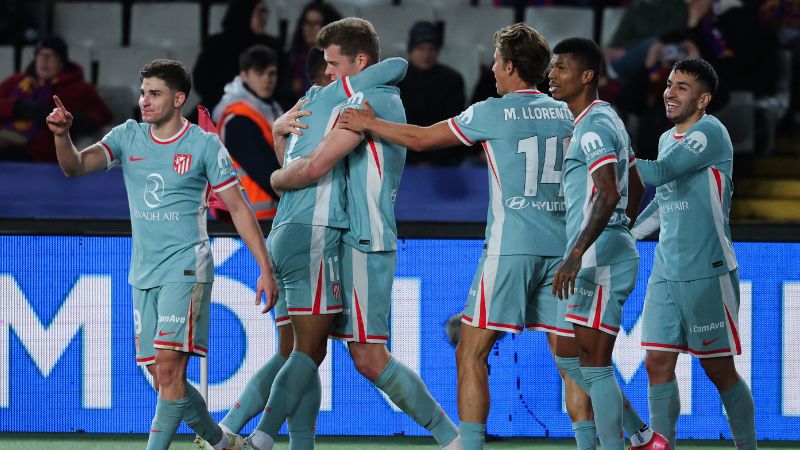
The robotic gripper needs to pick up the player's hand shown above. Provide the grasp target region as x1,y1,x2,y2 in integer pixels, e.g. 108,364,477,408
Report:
552,253,581,300
46,95,73,137
273,98,310,137
338,100,375,132
256,270,280,313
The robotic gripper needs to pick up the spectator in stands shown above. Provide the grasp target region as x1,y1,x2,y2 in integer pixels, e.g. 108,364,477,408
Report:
285,3,341,103
193,0,285,112
212,45,283,221
398,21,466,166
0,35,111,162
761,0,800,132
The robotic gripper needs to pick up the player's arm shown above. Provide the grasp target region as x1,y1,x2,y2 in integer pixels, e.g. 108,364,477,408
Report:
627,162,645,228
321,57,409,101
270,127,362,191
272,98,310,166
47,95,109,177
338,100,461,151
217,185,279,312
553,164,621,300
631,196,660,240
636,132,720,186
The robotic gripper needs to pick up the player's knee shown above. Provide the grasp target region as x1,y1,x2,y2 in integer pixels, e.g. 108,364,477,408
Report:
351,354,382,381
644,353,674,382
699,358,739,389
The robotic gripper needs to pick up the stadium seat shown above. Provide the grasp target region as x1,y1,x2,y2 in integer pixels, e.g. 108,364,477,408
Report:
131,2,201,49
208,1,281,38
328,0,392,6
96,46,172,95
359,4,436,58
438,45,484,101
715,91,755,153
600,6,626,47
441,6,514,50
53,1,124,49
97,85,138,124
0,46,14,79
524,6,594,47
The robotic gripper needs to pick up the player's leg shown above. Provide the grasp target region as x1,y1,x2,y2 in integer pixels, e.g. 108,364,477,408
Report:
642,275,684,450
550,333,596,450
340,246,459,448
690,270,755,449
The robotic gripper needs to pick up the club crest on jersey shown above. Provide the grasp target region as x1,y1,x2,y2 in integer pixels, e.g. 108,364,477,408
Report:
173,153,192,175
332,282,342,301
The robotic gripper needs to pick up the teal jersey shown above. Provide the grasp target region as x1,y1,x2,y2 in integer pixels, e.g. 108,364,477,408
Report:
632,114,737,281
99,119,238,288
563,101,638,268
273,57,408,230
341,84,407,252
448,89,573,256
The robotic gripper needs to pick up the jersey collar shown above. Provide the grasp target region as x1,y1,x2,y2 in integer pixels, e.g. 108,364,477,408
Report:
514,89,543,95
573,100,607,125
150,118,190,145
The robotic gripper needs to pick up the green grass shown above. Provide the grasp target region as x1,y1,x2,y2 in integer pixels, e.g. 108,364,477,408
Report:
0,434,797,450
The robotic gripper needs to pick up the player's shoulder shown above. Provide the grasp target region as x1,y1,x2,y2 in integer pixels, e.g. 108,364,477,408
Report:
186,122,223,151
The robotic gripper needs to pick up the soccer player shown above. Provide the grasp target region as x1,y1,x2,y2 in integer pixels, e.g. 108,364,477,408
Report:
266,18,460,450
631,58,756,450
236,26,420,450
548,38,668,450
338,23,595,450
46,59,277,450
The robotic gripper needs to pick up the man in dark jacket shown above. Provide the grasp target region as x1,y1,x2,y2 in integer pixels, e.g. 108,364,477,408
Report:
0,35,112,162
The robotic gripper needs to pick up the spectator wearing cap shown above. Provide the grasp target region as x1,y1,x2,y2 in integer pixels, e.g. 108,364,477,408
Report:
0,35,112,162
398,21,467,166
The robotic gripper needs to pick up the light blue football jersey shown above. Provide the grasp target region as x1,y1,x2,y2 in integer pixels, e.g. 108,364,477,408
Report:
273,57,408,230
632,114,737,281
100,119,238,288
562,101,638,268
448,89,573,256
341,83,407,253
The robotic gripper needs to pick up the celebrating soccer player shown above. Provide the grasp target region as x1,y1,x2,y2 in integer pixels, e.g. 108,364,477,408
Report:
631,58,756,450
47,59,278,450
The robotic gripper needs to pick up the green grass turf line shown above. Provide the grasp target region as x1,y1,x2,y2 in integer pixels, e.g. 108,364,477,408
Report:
0,435,798,449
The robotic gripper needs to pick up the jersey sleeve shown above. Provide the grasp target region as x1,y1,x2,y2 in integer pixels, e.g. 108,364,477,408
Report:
579,119,622,174
97,121,130,169
447,100,493,146
631,197,660,240
636,122,724,186
203,135,239,193
322,58,409,102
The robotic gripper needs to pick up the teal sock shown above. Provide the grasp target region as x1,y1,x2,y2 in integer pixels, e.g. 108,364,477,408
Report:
721,379,757,450
221,353,288,433
572,420,597,450
146,396,188,450
648,379,680,450
622,397,650,445
459,421,485,450
183,383,223,444
255,351,318,438
287,365,321,450
581,366,624,450
374,358,459,447
556,356,647,441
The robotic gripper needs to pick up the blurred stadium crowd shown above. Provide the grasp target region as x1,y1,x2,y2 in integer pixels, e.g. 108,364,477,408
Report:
0,0,797,220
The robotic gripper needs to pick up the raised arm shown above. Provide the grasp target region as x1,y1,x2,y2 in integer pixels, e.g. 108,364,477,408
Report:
47,95,109,177
636,132,720,186
270,127,362,191
338,101,461,151
217,185,279,312
553,164,622,300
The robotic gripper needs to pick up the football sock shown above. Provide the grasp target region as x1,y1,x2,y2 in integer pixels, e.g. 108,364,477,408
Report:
572,420,597,450
221,353,288,433
373,358,459,447
556,356,650,444
146,396,188,450
287,365,322,450
183,383,223,445
459,421,486,450
581,366,624,450
648,379,680,450
254,351,319,441
721,378,757,450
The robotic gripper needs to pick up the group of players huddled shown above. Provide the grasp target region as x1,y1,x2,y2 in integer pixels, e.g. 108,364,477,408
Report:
45,14,755,450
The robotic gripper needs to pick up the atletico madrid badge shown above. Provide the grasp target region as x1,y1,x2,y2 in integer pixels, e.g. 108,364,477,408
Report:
332,282,342,301
173,153,192,175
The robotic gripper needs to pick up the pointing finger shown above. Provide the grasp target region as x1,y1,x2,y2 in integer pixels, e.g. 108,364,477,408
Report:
53,95,66,112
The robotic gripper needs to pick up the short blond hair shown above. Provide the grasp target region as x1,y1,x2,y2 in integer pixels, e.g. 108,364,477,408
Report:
494,23,550,85
316,17,380,64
